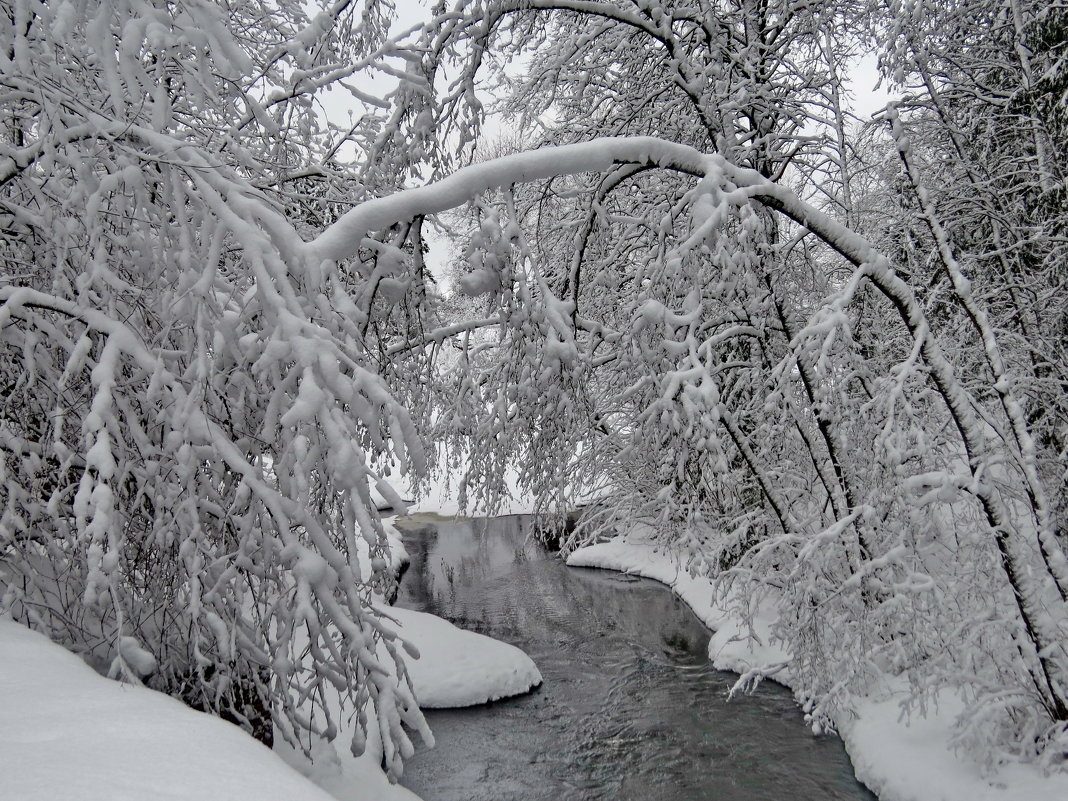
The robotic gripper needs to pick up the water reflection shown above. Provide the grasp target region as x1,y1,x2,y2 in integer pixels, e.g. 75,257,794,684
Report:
394,515,876,801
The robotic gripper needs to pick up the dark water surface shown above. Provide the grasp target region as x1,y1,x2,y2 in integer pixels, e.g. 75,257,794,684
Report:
394,514,876,801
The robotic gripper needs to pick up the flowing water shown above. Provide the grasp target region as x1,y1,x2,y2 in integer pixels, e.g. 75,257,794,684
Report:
394,514,876,801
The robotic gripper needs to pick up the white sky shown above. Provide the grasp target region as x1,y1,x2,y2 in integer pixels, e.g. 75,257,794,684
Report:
848,52,892,120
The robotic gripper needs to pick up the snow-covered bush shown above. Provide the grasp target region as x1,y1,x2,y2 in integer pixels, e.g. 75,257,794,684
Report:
0,0,433,776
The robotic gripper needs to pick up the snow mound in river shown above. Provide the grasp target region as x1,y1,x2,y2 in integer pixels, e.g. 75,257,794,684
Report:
387,605,542,708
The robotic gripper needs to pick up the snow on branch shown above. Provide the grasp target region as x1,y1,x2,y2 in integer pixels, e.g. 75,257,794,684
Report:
308,136,708,261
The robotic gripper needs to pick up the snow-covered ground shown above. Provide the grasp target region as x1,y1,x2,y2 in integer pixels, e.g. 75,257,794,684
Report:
363,518,542,707
567,530,1068,801
0,618,338,801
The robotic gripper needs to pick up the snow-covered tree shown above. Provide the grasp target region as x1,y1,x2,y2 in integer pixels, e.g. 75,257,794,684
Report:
2,0,1066,778
0,0,434,775
407,0,1068,768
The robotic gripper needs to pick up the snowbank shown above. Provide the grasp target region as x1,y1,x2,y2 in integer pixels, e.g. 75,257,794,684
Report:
387,605,542,707
566,532,1068,801
372,514,541,708
842,689,1068,801
0,618,338,801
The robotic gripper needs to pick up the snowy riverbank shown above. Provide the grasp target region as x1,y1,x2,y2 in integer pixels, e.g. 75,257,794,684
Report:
0,618,340,801
382,519,543,707
0,516,541,801
567,530,1068,801
8,500,1064,801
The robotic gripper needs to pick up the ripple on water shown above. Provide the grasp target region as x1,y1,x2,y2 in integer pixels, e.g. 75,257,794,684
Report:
393,515,876,801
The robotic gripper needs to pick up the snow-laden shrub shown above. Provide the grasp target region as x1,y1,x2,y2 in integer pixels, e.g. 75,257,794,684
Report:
0,0,434,776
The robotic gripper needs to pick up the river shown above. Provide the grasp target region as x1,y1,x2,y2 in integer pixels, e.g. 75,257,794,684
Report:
393,514,876,801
